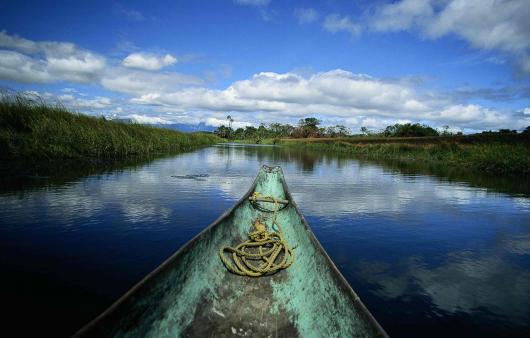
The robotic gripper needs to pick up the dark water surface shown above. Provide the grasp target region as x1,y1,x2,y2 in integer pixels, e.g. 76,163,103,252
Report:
1,144,529,337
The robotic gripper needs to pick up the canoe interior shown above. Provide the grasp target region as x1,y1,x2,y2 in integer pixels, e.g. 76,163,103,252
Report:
76,166,387,337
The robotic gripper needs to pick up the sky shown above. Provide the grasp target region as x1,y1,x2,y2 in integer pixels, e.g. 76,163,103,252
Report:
0,0,529,132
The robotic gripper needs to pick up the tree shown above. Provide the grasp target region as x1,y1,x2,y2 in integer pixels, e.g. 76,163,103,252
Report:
360,126,370,136
214,125,233,138
523,126,530,134
232,127,244,139
298,117,321,129
326,125,350,137
326,126,337,137
257,123,267,139
243,126,257,138
269,123,287,137
264,123,296,138
382,125,395,137
383,123,439,137
441,125,451,136
335,125,350,137
226,115,233,129
297,117,321,137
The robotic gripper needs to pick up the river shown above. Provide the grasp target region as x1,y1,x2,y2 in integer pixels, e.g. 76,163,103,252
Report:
1,144,529,337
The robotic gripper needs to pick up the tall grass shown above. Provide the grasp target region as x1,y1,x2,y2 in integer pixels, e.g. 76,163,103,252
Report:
280,137,530,175
0,93,221,160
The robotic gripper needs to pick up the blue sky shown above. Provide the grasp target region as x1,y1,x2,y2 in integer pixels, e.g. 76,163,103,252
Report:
0,0,529,132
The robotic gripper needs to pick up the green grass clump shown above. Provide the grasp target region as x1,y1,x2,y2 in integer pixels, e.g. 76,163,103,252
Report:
0,93,221,160
280,137,530,175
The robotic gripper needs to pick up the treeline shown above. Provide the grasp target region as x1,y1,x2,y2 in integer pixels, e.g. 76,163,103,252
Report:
215,117,350,140
215,116,530,141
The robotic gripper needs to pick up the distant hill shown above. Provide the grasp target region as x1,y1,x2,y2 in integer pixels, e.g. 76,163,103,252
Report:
152,122,216,133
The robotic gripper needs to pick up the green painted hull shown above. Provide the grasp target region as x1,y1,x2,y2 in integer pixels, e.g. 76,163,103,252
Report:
75,166,387,337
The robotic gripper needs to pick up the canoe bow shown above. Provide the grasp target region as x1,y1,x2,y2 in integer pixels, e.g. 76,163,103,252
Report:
74,165,388,337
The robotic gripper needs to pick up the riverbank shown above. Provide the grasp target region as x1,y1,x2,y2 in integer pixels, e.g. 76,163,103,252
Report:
231,135,530,175
279,135,530,175
0,95,221,160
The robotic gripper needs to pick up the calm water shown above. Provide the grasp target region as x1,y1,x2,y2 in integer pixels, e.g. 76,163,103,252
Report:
1,144,529,337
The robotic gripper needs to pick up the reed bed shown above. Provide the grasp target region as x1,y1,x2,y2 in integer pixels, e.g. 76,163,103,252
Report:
0,93,220,160
280,136,530,175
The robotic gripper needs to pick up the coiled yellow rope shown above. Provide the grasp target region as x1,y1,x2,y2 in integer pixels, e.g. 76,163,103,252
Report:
219,192,295,277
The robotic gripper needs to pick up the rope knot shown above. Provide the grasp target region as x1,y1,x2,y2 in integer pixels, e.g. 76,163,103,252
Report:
219,193,295,277
249,219,270,241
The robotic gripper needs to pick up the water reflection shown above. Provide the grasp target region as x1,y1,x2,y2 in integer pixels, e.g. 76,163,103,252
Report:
0,155,171,192
359,251,530,322
0,144,529,337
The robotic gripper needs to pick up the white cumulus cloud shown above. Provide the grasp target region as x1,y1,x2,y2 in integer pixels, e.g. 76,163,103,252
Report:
0,34,105,83
0,50,51,83
368,0,530,75
128,114,173,124
1,31,528,131
128,69,528,130
101,68,202,95
0,31,200,93
0,30,106,83
122,52,177,71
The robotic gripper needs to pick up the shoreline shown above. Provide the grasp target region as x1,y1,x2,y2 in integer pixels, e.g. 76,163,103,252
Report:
229,135,530,175
0,95,222,161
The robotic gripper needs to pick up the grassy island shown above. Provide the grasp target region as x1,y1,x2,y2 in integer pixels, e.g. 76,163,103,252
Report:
0,94,221,160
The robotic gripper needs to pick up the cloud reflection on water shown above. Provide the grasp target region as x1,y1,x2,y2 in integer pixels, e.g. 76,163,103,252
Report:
1,144,529,334
2,145,528,229
357,246,530,325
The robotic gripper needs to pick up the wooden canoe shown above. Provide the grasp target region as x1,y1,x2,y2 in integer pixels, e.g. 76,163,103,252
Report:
74,165,388,337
